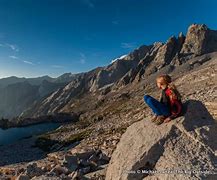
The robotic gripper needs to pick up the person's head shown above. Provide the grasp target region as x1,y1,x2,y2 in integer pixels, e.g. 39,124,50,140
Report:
156,74,182,100
156,74,172,90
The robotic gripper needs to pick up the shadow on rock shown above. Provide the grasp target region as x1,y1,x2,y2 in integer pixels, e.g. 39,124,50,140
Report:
181,99,217,152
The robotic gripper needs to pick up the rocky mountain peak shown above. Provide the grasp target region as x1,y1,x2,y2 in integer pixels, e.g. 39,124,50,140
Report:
117,24,217,85
180,23,217,56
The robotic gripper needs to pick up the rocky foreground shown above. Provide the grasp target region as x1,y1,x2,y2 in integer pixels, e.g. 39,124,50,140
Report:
0,24,216,179
106,102,217,180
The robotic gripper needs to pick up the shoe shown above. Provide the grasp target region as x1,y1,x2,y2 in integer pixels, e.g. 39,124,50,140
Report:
155,115,166,125
164,117,172,123
151,115,157,122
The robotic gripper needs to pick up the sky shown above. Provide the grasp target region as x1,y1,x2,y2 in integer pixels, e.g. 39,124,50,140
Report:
0,0,217,78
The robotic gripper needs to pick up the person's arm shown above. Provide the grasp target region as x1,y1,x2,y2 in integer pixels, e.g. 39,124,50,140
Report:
159,91,163,102
167,100,182,120
164,90,182,123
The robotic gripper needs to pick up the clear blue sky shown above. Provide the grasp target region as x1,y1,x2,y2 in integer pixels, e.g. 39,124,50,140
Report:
0,0,217,78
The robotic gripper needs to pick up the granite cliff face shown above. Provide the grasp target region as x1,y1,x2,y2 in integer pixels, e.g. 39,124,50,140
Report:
19,24,217,120
20,45,153,118
180,24,217,56
89,45,152,91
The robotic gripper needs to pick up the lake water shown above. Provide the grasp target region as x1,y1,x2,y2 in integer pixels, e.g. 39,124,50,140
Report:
0,123,62,145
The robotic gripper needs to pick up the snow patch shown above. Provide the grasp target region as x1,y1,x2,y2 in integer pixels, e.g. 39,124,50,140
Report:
110,54,128,64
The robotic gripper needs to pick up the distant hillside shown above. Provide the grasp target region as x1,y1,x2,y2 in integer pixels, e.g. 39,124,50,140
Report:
0,73,82,118
0,75,53,88
1,24,217,121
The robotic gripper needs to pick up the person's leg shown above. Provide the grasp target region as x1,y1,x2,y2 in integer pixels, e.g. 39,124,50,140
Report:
144,95,170,116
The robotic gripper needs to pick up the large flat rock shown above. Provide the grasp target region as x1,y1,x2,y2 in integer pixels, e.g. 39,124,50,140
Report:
106,100,217,180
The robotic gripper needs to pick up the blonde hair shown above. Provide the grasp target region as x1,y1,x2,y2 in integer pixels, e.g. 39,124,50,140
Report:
156,74,182,101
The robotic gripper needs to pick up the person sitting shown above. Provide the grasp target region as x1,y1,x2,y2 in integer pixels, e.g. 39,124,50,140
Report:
144,74,183,125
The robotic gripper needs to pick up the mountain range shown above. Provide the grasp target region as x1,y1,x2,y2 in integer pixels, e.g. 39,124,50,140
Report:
1,24,217,122
0,73,82,118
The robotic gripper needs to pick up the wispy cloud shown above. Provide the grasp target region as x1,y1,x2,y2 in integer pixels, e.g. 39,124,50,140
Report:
80,53,86,59
23,60,34,65
121,42,136,49
9,55,19,59
8,55,36,66
82,0,95,8
79,53,86,64
80,59,86,64
0,43,19,52
3,43,37,66
6,43,19,52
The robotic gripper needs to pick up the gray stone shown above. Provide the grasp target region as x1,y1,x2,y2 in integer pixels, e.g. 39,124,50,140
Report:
68,171,81,179
106,101,217,180
50,165,69,176
63,155,78,172
79,166,91,175
25,163,44,178
16,174,30,180
181,24,217,56
31,175,62,180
